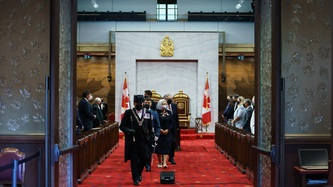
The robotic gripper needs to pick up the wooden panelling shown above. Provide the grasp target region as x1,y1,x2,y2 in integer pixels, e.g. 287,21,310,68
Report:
218,56,255,121
76,56,115,115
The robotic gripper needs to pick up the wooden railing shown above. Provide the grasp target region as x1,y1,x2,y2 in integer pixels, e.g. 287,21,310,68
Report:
76,122,119,184
215,122,255,183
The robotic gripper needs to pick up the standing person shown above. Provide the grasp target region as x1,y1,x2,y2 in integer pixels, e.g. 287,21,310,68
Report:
233,94,239,111
232,96,245,129
119,95,154,186
76,108,84,134
242,98,253,133
250,96,255,135
222,95,234,123
154,99,173,168
144,90,156,107
143,97,161,172
144,90,153,99
100,97,108,120
76,97,84,134
78,90,96,131
92,97,106,128
163,94,179,165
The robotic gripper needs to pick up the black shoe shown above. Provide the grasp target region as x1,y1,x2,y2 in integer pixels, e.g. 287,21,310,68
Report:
169,159,176,165
133,180,139,186
138,175,142,182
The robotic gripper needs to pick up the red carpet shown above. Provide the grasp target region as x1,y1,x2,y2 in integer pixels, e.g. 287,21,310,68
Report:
78,139,253,187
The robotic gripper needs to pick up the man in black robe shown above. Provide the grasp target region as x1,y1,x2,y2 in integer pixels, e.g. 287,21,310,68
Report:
120,95,154,186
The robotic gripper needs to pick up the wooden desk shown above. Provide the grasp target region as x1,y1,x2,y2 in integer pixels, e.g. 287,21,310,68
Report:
294,166,328,187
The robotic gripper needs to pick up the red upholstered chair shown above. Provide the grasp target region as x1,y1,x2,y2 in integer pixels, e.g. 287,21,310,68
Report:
0,147,25,186
108,112,115,123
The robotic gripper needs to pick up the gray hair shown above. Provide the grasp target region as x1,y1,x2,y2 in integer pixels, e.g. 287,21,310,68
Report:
95,97,101,103
163,94,172,99
156,99,166,110
244,98,252,105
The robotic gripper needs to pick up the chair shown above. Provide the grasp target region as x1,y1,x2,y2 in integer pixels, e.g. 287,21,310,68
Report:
173,90,191,128
0,147,25,186
108,112,115,123
151,90,162,103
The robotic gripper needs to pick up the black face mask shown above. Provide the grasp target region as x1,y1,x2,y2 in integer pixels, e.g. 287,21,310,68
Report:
144,104,150,109
167,99,172,105
135,104,143,111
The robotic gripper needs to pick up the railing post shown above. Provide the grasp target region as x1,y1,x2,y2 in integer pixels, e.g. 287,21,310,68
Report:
12,159,18,187
38,149,42,187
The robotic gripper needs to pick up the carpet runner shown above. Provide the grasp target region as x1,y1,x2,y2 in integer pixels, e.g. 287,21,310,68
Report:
78,138,253,187
119,129,215,140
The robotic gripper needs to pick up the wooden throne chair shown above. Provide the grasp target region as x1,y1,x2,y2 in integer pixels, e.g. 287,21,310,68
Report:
173,90,191,129
151,90,162,103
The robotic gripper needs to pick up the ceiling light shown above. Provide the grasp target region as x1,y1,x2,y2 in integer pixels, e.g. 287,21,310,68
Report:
235,0,244,9
92,0,99,8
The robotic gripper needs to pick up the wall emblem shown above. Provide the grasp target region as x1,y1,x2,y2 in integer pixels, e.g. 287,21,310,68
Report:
160,36,174,57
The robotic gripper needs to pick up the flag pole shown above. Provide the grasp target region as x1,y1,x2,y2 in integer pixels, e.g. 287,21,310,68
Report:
125,72,132,109
205,72,208,132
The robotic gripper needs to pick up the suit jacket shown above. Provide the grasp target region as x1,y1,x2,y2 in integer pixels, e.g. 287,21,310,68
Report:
92,103,104,127
168,103,179,142
242,106,253,133
120,108,154,162
100,102,108,120
78,98,95,131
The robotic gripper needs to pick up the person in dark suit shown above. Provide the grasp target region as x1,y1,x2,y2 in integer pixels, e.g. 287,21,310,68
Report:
242,98,253,133
163,94,179,165
76,107,84,134
120,95,154,186
143,97,161,172
100,97,108,120
92,97,106,128
222,95,235,123
78,90,96,131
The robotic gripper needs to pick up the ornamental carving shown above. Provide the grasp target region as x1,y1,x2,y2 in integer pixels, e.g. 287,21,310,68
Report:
160,36,174,57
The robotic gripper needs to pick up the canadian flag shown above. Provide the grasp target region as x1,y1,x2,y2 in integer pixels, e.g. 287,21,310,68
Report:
201,75,211,126
121,75,130,119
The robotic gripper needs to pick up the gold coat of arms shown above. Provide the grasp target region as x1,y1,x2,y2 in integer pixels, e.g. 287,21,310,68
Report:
160,36,174,57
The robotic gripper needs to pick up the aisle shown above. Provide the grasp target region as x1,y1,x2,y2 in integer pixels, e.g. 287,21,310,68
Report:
78,139,253,187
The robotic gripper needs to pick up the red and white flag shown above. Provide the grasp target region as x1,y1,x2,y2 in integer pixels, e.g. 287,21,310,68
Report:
121,75,130,119
201,74,211,126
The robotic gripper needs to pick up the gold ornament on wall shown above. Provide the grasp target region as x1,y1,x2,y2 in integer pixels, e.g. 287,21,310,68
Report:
160,35,174,57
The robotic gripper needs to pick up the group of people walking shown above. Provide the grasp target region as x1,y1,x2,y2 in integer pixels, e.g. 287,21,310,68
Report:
76,89,179,186
221,94,255,134
120,90,179,186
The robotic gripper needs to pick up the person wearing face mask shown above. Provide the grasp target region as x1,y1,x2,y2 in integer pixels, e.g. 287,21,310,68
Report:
78,90,96,131
163,94,179,165
154,99,173,168
119,95,154,186
143,98,161,172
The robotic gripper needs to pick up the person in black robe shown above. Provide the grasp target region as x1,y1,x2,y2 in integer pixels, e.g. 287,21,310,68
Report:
119,95,154,186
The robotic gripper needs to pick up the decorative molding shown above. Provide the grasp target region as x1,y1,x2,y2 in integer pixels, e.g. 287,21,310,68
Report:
77,43,254,57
